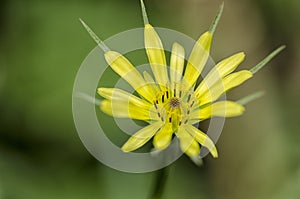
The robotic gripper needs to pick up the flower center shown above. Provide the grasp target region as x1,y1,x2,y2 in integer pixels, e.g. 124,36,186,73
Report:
169,98,180,108
150,84,199,129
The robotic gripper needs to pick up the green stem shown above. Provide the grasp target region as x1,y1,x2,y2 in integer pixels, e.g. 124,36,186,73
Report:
149,167,169,199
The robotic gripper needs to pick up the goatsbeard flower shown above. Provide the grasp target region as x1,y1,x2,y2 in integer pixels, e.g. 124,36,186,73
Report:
80,1,284,163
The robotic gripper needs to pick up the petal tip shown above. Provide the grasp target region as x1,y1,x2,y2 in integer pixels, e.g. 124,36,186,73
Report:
212,151,218,158
121,142,133,152
241,105,246,112
121,149,131,153
239,51,246,58
211,146,218,158
97,88,103,95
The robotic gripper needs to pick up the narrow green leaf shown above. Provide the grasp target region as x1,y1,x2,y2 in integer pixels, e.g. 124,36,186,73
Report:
76,92,101,106
250,45,286,74
237,91,265,105
209,2,224,34
79,18,110,52
140,0,149,25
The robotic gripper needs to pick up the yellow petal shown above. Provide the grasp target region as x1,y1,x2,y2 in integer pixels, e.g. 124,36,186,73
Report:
97,88,151,109
122,121,164,152
100,99,155,121
195,52,245,97
104,50,154,102
190,101,245,120
183,32,212,89
153,123,173,150
144,24,168,88
177,126,200,157
170,42,185,84
199,70,253,105
183,125,218,158
143,71,160,95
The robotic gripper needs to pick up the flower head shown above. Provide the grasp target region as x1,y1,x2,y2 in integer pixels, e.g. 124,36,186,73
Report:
80,1,285,163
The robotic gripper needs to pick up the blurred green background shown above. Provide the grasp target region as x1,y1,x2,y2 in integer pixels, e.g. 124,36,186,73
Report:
0,0,299,198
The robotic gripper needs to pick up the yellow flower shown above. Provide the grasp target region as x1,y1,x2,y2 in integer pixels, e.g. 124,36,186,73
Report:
80,1,285,162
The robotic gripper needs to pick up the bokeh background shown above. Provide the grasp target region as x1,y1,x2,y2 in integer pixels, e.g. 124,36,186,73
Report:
0,0,299,198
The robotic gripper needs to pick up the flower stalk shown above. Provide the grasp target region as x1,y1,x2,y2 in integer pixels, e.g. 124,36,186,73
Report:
149,167,169,199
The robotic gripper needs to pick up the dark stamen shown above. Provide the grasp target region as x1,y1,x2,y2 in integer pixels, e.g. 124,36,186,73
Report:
169,117,172,123
166,91,169,99
190,101,195,107
187,94,191,102
162,94,165,103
